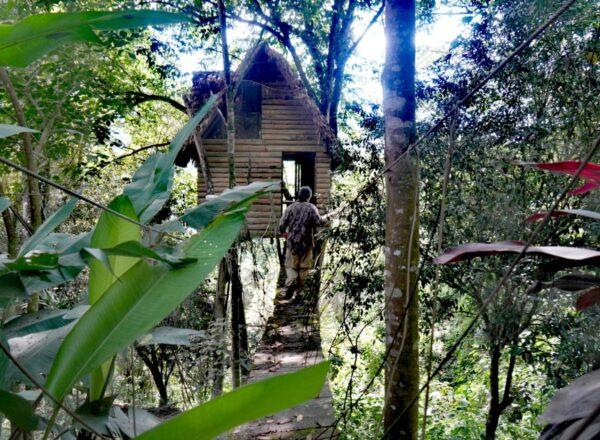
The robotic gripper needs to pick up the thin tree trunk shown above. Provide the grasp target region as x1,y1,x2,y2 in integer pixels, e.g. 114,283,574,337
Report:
218,0,248,388
211,259,229,398
0,68,43,230
485,345,502,440
0,181,18,258
228,253,241,389
136,347,170,406
421,111,459,439
229,252,250,379
382,1,419,439
485,345,516,440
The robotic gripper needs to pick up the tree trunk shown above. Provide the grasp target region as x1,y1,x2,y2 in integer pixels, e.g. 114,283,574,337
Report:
211,258,229,398
229,251,250,380
218,0,248,388
485,345,516,440
0,68,43,230
136,346,170,407
0,181,18,258
382,1,419,439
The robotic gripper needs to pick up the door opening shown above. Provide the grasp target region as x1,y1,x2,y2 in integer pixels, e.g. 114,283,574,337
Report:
282,152,316,208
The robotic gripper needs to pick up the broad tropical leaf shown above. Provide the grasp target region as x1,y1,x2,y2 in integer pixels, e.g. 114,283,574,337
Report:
181,181,280,229
74,395,116,435
5,306,88,387
88,195,141,304
19,198,78,257
525,209,600,222
0,389,39,430
4,308,83,337
0,124,37,139
576,287,600,311
137,326,203,346
539,369,600,437
123,95,217,223
0,272,27,304
0,11,190,67
542,273,600,292
45,207,248,401
434,241,600,265
112,407,160,437
136,362,330,440
87,196,139,401
83,241,196,269
522,161,600,195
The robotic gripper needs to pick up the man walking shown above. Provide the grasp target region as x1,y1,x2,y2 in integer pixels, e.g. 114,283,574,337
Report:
278,186,325,298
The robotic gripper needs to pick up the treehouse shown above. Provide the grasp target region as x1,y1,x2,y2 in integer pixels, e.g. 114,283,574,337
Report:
175,43,335,237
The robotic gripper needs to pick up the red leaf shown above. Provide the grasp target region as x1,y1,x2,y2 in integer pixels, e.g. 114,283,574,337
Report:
534,161,600,181
525,209,600,223
521,161,600,195
434,240,600,265
569,181,600,195
576,287,600,311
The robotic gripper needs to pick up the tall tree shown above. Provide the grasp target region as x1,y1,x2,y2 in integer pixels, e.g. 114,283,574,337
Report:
0,68,43,230
218,0,250,389
382,0,419,438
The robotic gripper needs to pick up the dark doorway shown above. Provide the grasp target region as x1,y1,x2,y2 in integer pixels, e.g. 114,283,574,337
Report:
282,152,316,207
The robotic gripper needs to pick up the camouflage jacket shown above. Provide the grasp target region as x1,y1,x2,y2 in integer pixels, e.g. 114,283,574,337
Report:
279,202,324,257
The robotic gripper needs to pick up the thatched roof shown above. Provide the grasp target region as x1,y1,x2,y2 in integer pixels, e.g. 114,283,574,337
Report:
175,43,335,167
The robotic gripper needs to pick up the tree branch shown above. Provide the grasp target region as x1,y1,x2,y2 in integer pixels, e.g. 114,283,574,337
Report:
347,1,385,58
125,91,187,113
113,142,169,162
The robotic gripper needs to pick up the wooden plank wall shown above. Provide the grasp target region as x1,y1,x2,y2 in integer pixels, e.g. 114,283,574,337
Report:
198,82,332,237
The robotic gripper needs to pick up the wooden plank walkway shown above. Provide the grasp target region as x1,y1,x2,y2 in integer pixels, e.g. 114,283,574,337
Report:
232,289,337,439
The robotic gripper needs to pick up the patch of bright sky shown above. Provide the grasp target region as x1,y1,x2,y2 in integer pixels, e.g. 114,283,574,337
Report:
175,7,469,108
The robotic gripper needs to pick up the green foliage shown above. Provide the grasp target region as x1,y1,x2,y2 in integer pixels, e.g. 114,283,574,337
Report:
87,194,140,401
19,197,78,256
45,204,249,401
136,362,330,440
180,181,280,229
88,195,141,304
0,10,190,67
0,389,40,431
123,95,217,223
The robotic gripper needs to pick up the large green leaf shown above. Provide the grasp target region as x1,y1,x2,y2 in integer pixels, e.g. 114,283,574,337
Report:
0,124,37,139
0,272,27,304
0,11,190,67
19,198,78,257
123,95,217,223
0,389,39,431
5,306,87,387
45,206,248,401
4,307,84,338
88,196,140,305
136,362,330,440
88,195,140,401
181,182,280,230
83,241,196,270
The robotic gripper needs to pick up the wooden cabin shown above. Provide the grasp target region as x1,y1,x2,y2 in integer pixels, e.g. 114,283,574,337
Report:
175,43,335,237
